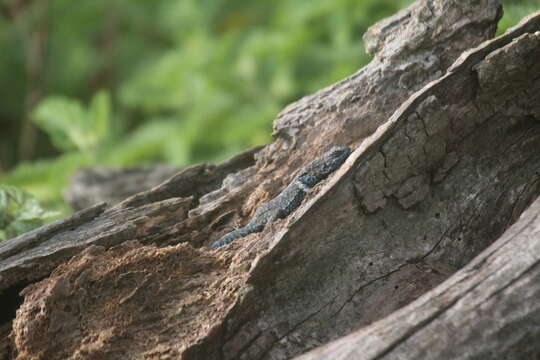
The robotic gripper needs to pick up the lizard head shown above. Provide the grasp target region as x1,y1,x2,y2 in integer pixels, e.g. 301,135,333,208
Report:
296,146,352,188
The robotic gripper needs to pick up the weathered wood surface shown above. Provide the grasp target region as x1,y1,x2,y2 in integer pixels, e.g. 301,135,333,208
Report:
2,1,540,359
0,146,259,293
296,195,540,360
209,11,540,360
0,0,502,293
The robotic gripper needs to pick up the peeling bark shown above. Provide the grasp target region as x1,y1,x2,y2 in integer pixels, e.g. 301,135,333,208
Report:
2,1,540,360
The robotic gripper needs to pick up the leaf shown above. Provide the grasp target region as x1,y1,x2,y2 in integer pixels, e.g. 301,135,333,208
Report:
0,152,91,213
0,185,59,241
32,96,93,151
32,92,112,153
88,90,112,142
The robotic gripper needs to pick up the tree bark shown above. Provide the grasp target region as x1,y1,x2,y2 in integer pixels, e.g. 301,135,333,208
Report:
2,1,540,359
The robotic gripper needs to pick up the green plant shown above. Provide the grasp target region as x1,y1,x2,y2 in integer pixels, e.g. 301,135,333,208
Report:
498,1,540,35
33,90,112,153
0,185,59,241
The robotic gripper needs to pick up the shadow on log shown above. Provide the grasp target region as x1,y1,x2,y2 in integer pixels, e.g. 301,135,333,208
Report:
1,1,540,359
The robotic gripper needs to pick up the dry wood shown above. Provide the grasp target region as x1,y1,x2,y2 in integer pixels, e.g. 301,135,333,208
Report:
296,195,540,360
2,1,540,359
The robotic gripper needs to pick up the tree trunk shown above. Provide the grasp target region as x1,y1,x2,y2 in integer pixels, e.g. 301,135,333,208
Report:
2,1,540,359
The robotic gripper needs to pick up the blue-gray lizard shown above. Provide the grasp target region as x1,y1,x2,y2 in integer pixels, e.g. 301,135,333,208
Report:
210,146,352,248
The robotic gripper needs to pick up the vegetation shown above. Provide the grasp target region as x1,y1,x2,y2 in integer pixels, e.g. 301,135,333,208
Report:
0,185,58,241
0,0,538,239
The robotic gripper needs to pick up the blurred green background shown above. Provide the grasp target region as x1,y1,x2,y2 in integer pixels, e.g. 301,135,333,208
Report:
0,0,538,238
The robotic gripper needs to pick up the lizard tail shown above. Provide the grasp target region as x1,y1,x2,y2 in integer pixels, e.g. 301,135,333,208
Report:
210,231,240,248
210,225,262,248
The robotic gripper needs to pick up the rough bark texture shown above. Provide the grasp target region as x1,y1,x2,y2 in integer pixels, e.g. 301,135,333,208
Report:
296,195,540,360
1,1,540,359
0,145,259,293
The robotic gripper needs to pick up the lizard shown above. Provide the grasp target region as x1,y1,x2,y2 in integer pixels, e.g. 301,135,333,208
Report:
210,146,352,248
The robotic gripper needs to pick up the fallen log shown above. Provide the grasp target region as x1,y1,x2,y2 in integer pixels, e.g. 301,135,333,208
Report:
2,1,540,359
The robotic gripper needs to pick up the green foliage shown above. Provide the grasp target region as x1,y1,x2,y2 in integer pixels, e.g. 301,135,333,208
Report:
32,91,111,152
1,153,91,212
0,186,59,241
498,0,540,35
0,0,538,223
